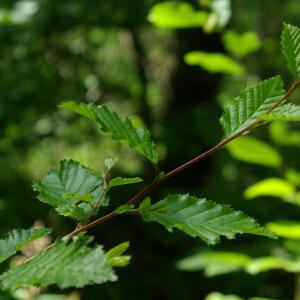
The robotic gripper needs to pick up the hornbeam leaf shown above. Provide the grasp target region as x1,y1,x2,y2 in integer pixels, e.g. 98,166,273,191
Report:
108,177,143,189
260,103,300,121
0,235,117,290
33,160,104,221
220,76,285,137
0,228,51,264
281,23,300,79
140,194,275,245
60,102,158,163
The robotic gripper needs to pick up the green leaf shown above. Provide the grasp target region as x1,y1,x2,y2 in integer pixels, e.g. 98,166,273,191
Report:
244,178,296,201
0,235,117,290
63,192,93,204
140,194,275,245
60,102,158,163
108,177,143,189
269,121,300,146
226,136,282,167
285,169,300,187
33,160,104,221
148,1,208,29
281,23,300,79
267,220,300,239
184,52,245,76
0,228,51,264
220,76,285,137
115,204,135,215
176,251,250,276
222,30,261,57
205,292,243,300
106,242,131,267
260,103,300,121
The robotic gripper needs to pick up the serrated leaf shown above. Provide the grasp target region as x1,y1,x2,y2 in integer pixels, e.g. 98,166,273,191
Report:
108,177,143,189
0,228,51,264
148,1,208,29
140,194,275,245
33,160,104,221
184,51,245,76
260,103,300,121
60,102,158,163
220,76,285,137
226,136,282,167
0,235,117,290
281,23,300,79
244,178,296,202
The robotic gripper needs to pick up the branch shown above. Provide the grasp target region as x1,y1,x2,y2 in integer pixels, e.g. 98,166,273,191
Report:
66,80,300,238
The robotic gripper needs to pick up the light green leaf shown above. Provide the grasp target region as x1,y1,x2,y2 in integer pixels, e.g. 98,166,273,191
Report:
148,1,208,29
33,160,104,221
226,136,282,167
223,30,261,57
260,103,300,121
269,121,300,146
108,177,143,189
176,251,250,276
220,76,285,137
281,23,300,79
285,169,300,187
267,220,300,239
106,242,131,267
0,228,51,264
184,51,245,76
140,194,275,245
244,178,296,202
0,235,118,290
205,292,243,300
245,256,300,274
60,102,158,163
115,204,135,215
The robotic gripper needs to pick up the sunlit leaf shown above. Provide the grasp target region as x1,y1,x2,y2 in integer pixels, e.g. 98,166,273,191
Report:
220,76,285,137
176,251,250,276
285,169,300,187
244,178,296,202
0,228,51,264
281,23,300,79
226,136,282,167
60,102,158,163
106,242,131,267
269,121,300,146
223,30,261,57
0,235,119,290
140,194,275,245
184,51,245,76
205,292,243,300
267,220,300,239
33,160,104,221
148,1,208,29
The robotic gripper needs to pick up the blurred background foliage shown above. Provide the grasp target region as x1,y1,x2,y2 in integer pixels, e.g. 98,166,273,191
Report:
0,0,300,299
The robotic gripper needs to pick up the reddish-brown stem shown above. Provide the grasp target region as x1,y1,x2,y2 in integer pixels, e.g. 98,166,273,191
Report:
66,80,300,238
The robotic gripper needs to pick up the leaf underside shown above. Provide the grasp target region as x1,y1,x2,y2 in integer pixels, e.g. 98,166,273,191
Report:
281,23,300,79
33,159,104,221
220,76,285,137
140,194,275,245
0,235,116,291
60,101,158,163
260,103,300,121
0,228,51,264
